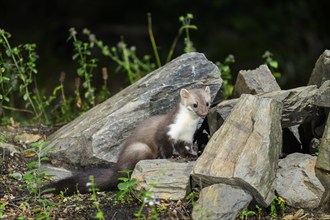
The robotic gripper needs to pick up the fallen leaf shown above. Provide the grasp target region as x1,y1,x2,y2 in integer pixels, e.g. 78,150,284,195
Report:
293,209,304,218
282,214,294,220
14,133,42,145
24,151,36,158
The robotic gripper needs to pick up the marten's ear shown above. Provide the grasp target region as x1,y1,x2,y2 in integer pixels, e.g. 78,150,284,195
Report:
205,86,210,94
180,88,190,99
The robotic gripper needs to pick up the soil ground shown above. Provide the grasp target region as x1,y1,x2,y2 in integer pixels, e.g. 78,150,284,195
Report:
0,125,329,219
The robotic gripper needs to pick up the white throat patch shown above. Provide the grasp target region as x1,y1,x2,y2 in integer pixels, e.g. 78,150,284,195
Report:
167,104,201,143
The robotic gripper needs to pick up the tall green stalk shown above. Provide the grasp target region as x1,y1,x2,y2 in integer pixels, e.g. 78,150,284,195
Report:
148,13,161,68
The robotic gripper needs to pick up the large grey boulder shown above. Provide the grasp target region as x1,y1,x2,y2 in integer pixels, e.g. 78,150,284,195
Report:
192,94,282,207
308,49,330,87
192,184,252,220
131,159,194,200
233,64,281,97
45,52,222,168
275,153,325,209
208,85,318,135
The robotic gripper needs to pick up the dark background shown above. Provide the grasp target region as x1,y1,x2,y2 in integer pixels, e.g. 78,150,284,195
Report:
1,0,329,93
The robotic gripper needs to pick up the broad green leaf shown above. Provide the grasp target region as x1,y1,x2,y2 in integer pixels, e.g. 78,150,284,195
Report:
269,60,278,68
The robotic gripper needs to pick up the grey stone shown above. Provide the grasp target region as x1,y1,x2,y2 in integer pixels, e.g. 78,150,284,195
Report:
315,114,330,211
40,165,73,182
0,142,19,156
208,85,318,135
316,114,330,173
45,52,222,168
131,159,194,200
192,184,252,220
192,94,283,207
208,99,237,135
233,64,281,97
275,153,325,209
314,80,330,107
308,49,330,87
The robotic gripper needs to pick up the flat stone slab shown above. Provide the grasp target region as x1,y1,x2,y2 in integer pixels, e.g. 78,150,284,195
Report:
131,159,194,200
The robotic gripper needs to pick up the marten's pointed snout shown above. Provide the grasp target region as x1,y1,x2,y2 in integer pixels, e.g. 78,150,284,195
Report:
199,110,208,117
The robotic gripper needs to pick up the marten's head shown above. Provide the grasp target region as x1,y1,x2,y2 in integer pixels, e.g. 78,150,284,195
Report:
179,86,211,117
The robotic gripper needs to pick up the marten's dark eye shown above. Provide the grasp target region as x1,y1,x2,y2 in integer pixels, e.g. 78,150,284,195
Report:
206,102,210,107
193,103,198,108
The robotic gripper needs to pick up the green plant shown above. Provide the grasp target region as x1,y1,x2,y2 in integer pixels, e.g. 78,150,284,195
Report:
0,202,6,218
0,29,48,123
147,13,161,68
83,28,155,85
238,204,263,220
269,195,286,218
17,141,56,219
134,183,160,220
256,205,262,220
114,170,138,204
218,54,235,98
239,208,257,220
262,50,281,79
46,72,78,124
185,191,199,207
68,27,98,109
32,198,55,220
0,135,6,142
179,13,197,53
88,175,105,220
98,67,111,103
0,13,200,126
22,141,52,199
148,13,198,65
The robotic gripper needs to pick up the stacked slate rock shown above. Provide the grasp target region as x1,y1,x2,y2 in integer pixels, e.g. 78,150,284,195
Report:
43,51,330,219
191,51,329,219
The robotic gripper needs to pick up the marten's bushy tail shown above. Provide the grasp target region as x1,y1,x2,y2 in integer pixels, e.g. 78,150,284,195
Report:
43,142,156,195
43,167,122,195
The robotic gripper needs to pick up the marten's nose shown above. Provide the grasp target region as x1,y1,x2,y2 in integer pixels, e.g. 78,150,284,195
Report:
199,110,208,117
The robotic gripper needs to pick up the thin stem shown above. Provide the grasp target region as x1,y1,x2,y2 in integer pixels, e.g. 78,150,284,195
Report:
0,32,21,75
34,76,49,124
60,83,66,103
166,27,184,63
0,104,34,114
121,42,134,83
184,23,192,52
147,13,161,68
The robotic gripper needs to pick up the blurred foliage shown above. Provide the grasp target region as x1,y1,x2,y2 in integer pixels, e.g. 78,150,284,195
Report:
0,0,329,124
0,0,328,91
0,13,201,124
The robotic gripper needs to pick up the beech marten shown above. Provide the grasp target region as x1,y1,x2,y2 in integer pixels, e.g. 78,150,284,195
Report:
44,86,211,195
